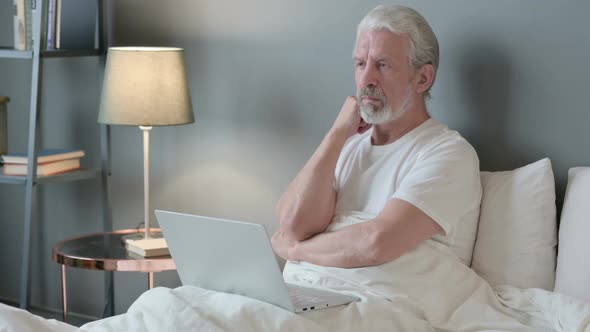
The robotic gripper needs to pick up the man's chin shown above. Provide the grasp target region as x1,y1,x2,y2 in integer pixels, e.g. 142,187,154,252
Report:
360,109,394,125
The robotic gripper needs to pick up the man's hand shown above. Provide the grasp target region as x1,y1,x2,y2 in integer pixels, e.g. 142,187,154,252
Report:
331,96,372,139
271,230,298,261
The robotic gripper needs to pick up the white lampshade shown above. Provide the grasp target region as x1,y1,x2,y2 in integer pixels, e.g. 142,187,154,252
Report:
98,47,195,126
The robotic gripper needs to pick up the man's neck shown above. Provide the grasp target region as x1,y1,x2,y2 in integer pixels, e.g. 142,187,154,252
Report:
371,100,431,146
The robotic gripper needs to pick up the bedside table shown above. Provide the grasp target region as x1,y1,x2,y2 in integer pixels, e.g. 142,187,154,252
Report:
52,229,176,322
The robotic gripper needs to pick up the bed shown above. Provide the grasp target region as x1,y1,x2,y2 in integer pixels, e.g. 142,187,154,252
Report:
1,159,589,332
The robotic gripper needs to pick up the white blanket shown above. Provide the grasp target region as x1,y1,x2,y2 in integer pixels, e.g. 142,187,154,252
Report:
2,241,589,331
0,302,76,332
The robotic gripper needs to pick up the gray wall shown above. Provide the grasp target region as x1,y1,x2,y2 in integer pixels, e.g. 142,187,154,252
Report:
1,0,589,319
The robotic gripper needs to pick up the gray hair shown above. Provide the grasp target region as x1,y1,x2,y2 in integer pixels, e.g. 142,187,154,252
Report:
356,5,439,99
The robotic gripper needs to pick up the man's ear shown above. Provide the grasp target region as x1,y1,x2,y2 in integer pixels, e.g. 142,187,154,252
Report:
415,64,435,95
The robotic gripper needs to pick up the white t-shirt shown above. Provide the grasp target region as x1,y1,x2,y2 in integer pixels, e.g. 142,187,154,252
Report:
329,118,482,265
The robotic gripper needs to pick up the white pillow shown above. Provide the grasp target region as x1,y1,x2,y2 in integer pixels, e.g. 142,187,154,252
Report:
554,167,590,301
471,158,557,290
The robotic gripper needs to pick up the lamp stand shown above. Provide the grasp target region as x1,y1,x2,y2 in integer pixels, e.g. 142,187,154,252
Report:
121,126,165,250
141,125,152,239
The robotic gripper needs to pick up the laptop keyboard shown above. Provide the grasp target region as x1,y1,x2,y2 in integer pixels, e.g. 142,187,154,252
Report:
287,285,326,306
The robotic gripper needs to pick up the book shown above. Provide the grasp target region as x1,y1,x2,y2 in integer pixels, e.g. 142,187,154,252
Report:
45,0,57,49
55,0,61,48
0,148,84,164
40,0,48,49
13,0,26,50
24,0,33,50
3,158,80,176
125,238,170,257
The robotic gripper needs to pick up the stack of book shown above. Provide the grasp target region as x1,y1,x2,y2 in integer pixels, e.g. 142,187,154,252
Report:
12,0,98,51
1,148,84,176
126,237,170,258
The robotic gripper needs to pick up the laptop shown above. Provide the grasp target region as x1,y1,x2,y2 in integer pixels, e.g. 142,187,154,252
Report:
155,210,359,313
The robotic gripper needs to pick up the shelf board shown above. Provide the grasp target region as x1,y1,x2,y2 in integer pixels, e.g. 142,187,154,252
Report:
0,48,33,59
0,168,101,185
41,49,103,58
0,174,26,184
37,168,101,184
0,48,103,59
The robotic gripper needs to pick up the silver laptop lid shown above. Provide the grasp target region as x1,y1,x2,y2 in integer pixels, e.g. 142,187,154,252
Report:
155,210,295,312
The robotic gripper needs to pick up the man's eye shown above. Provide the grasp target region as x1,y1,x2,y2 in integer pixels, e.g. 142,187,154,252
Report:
355,62,365,68
379,62,388,69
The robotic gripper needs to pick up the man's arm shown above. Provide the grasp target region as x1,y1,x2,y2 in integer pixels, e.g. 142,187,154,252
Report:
275,129,345,242
283,198,443,268
275,97,370,242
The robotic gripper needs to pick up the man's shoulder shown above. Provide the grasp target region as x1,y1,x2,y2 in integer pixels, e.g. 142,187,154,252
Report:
417,120,478,161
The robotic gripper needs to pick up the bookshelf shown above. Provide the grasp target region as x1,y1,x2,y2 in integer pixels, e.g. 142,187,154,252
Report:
0,0,113,314
0,48,33,59
0,168,102,185
41,49,103,58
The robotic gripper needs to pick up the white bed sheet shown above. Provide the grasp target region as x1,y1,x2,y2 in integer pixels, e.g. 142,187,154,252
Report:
0,301,76,332
1,240,589,331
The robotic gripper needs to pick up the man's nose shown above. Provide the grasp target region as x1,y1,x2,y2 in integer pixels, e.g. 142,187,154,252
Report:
359,64,378,88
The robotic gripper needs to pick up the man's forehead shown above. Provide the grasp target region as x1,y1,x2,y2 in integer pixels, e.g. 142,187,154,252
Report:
354,29,409,57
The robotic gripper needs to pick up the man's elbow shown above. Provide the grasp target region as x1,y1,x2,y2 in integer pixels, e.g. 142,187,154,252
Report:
363,227,394,266
278,215,313,242
364,244,388,267
368,248,392,266
275,201,303,238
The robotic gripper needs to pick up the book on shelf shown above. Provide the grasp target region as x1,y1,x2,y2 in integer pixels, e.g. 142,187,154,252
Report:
125,238,170,258
7,0,99,52
2,158,80,176
13,0,26,50
45,0,57,49
12,0,35,51
24,0,34,50
0,148,84,164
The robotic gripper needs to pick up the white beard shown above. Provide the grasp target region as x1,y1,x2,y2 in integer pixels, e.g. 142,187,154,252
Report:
359,88,413,125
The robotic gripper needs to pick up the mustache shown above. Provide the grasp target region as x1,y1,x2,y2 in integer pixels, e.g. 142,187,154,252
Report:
358,86,387,102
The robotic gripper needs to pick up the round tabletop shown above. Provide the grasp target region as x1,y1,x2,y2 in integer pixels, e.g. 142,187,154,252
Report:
52,229,176,272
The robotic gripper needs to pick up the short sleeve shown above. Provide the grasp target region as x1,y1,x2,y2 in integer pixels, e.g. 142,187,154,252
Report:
391,138,482,235
333,132,369,192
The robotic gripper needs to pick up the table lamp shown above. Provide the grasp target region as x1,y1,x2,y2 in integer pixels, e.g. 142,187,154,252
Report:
98,47,194,250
